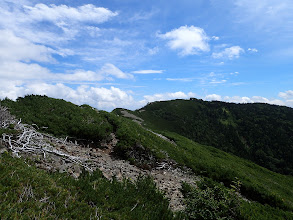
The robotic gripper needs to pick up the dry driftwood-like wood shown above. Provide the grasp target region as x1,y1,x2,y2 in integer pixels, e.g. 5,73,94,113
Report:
0,105,16,129
0,105,92,172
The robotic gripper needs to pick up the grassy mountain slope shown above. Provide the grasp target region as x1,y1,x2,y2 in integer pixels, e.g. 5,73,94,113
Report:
0,153,176,219
1,95,113,145
117,98,293,176
1,95,293,218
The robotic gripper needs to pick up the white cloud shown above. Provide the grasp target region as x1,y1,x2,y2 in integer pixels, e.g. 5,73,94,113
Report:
0,2,118,47
248,48,258,53
0,80,26,101
205,94,222,101
86,26,101,38
166,78,194,82
199,71,234,85
128,9,158,22
0,60,132,84
140,91,196,105
88,86,134,109
0,1,149,67
233,0,293,31
250,96,285,106
0,30,58,83
212,36,220,40
212,46,244,59
204,94,287,106
148,47,159,55
210,79,227,84
132,70,164,74
24,4,118,24
0,61,51,80
55,70,104,82
224,96,253,103
0,30,54,63
103,38,132,46
0,82,135,111
100,63,133,79
158,25,210,56
279,90,293,99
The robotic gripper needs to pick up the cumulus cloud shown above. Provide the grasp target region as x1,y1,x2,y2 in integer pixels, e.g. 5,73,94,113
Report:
140,91,293,109
0,2,118,46
158,25,210,56
140,91,196,106
205,94,222,101
226,96,287,106
279,90,293,99
132,70,164,74
0,31,131,83
0,20,132,84
204,94,287,106
278,90,293,107
0,30,56,82
212,46,244,59
0,30,54,63
24,4,118,24
0,80,27,101
0,61,51,81
0,82,135,111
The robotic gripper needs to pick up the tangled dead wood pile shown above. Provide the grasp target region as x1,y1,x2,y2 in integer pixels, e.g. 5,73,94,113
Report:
0,105,92,172
0,105,198,211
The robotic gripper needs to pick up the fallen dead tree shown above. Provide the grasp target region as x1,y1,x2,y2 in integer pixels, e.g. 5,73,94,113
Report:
0,105,199,211
0,105,16,129
0,105,92,172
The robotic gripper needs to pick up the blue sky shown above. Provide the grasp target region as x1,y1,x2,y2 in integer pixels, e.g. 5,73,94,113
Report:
0,0,292,111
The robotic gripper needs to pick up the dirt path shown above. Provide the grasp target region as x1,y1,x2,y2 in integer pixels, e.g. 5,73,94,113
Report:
13,132,198,211
0,105,199,211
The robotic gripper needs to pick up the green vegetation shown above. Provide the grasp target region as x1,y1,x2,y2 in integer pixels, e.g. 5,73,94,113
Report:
0,152,178,219
182,177,293,220
119,98,293,175
162,132,293,211
182,178,242,219
2,95,293,218
0,128,19,136
240,201,293,220
1,95,113,145
112,107,293,217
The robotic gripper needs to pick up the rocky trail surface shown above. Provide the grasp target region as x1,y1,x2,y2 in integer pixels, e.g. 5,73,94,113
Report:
0,106,199,211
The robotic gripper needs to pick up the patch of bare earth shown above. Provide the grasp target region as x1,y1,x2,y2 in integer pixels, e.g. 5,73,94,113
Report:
0,106,199,211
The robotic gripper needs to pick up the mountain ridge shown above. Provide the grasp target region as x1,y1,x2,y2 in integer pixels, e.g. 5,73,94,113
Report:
1,95,293,219
114,98,293,175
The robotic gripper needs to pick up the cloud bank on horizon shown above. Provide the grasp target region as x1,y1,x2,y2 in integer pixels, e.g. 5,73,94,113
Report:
0,0,292,111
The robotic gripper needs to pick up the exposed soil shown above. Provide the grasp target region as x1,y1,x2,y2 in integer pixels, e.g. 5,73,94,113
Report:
0,106,199,211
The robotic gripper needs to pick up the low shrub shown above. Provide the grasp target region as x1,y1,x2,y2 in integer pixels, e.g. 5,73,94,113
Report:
182,178,241,220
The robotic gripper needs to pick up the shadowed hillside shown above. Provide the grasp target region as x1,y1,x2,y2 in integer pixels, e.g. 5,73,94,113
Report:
116,98,293,175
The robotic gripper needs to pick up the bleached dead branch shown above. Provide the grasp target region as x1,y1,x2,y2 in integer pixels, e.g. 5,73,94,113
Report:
0,105,92,172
